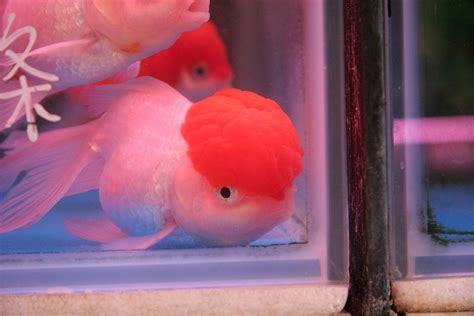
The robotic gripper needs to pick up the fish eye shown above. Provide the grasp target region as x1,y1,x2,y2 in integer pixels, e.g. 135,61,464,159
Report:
216,186,238,203
220,187,231,198
191,64,208,79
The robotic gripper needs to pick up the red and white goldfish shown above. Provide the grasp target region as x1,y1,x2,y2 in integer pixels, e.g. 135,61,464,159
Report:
139,21,234,102
0,78,303,249
0,0,209,140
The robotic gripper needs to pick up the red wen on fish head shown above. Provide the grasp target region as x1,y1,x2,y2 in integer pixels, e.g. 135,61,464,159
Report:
181,89,304,200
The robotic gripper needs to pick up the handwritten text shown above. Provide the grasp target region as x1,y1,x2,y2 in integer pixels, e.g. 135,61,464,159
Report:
0,13,60,142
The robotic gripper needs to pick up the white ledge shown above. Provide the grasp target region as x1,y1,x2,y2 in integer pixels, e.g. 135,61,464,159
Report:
392,277,474,313
1,284,348,315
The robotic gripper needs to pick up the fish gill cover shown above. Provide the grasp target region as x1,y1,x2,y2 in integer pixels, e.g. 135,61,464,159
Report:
181,89,303,200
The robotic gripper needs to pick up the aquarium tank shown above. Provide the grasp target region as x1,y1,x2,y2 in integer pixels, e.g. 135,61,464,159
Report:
389,0,474,279
0,0,348,295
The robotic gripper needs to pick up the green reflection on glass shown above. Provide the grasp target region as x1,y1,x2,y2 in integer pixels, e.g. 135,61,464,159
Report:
420,0,474,117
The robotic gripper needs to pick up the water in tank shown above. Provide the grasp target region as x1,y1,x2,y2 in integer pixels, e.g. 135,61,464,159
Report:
0,0,347,293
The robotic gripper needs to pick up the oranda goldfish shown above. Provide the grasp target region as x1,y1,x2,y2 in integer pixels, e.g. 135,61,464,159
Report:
139,21,234,102
0,0,210,140
0,77,303,250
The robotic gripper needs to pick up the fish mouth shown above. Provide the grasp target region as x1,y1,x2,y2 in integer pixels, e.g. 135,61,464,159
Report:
188,0,209,13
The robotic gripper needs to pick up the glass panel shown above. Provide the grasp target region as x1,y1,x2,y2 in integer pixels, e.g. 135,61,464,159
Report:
389,0,474,279
0,0,347,293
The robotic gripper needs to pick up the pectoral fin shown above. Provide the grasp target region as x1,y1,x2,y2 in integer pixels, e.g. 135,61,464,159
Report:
64,216,127,243
65,217,177,250
102,221,177,251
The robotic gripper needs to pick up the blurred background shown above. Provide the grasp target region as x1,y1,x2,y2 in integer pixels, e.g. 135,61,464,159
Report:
416,0,473,244
420,0,473,117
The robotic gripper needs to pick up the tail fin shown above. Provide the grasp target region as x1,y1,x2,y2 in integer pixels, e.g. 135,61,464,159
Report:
0,122,98,233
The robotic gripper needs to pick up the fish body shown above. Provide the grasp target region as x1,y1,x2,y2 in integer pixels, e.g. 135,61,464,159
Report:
0,0,210,139
139,21,234,102
0,78,303,249
2,0,209,88
89,81,189,237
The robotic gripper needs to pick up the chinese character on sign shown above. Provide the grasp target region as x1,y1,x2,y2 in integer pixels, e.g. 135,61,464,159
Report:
0,13,60,142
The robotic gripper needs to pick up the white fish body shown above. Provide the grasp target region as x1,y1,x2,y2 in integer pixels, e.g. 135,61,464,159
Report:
2,0,209,88
91,80,190,237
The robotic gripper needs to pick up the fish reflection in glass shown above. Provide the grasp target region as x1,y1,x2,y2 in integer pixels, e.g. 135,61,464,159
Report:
139,21,234,102
0,78,303,250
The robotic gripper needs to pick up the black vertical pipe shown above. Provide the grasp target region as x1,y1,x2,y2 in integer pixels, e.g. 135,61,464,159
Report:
344,0,391,314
